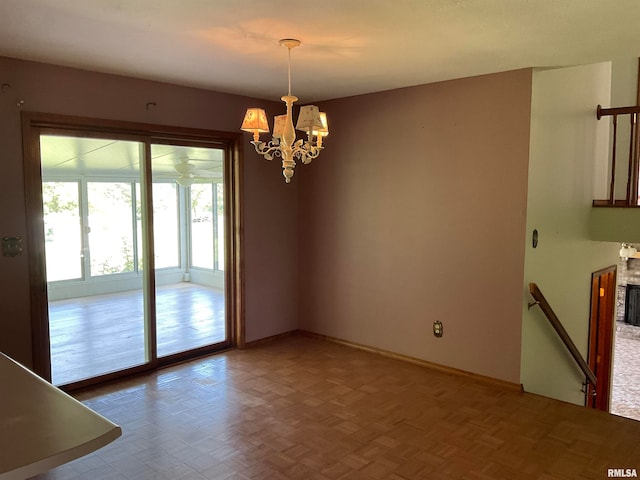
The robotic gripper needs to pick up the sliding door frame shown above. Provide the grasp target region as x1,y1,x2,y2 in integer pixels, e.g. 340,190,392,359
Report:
22,112,244,386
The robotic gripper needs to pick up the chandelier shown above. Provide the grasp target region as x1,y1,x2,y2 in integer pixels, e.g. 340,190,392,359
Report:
241,39,329,183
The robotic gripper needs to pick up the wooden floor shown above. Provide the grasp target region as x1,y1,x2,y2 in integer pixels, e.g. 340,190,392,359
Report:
49,283,226,386
33,334,640,480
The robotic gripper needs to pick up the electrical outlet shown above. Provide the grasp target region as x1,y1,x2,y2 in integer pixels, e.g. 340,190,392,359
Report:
433,320,443,338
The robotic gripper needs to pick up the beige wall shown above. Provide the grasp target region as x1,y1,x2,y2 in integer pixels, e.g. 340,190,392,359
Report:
297,69,533,384
591,208,640,242
0,56,299,367
521,62,619,405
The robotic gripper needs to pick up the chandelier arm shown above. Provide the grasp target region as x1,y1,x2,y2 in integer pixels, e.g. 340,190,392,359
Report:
293,143,324,165
251,140,283,161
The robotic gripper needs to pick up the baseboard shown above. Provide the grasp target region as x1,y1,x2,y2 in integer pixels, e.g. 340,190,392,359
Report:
297,329,524,393
243,330,297,348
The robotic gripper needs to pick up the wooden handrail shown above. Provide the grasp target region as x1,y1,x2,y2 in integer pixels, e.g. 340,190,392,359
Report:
528,283,597,386
597,104,640,119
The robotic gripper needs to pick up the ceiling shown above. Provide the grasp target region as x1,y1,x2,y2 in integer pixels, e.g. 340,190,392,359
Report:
1,0,640,102
41,135,224,181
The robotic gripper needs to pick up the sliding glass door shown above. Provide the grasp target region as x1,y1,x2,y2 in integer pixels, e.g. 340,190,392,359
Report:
39,132,232,387
150,143,227,358
42,135,148,385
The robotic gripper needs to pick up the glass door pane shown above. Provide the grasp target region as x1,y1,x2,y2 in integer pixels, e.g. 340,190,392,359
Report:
190,183,214,269
42,181,82,281
151,144,227,357
152,183,180,269
87,182,136,275
216,183,225,271
41,134,150,386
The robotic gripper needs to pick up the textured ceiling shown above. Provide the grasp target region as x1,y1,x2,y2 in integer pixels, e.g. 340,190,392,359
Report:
1,0,639,102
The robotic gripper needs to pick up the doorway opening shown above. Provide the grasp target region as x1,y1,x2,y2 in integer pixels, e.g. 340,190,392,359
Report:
612,256,640,421
23,113,243,389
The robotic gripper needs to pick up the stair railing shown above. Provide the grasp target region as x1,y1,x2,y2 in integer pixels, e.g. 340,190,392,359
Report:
595,104,640,206
527,283,597,396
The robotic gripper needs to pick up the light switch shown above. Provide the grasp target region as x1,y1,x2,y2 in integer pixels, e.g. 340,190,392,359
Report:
2,236,23,257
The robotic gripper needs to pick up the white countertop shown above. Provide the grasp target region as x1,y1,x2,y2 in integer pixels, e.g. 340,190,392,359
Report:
0,353,122,480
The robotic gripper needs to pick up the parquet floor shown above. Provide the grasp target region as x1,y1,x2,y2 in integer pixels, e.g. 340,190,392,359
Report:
33,334,640,480
49,283,226,385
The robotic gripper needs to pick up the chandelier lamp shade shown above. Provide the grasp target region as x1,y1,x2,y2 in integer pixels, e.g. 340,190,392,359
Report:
241,39,329,183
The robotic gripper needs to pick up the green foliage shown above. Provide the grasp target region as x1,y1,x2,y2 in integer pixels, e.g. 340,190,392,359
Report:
42,182,78,215
92,237,134,275
216,183,224,216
